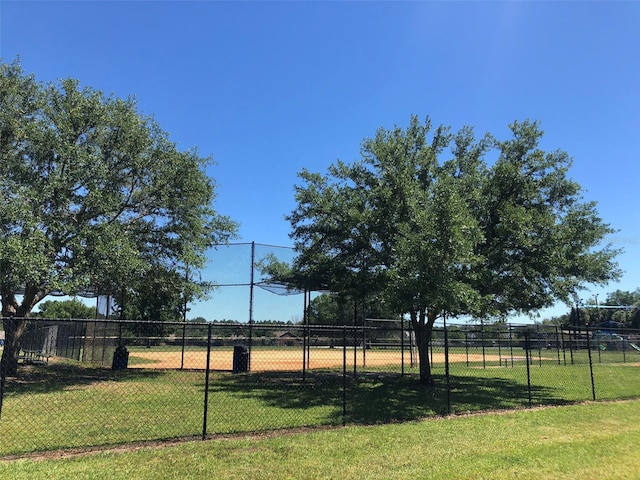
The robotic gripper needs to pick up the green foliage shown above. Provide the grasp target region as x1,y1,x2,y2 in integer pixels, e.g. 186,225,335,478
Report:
0,59,237,317
594,288,640,327
287,115,621,383
307,293,401,326
307,294,347,325
121,267,186,323
605,288,640,307
543,288,640,327
0,59,237,373
31,299,96,319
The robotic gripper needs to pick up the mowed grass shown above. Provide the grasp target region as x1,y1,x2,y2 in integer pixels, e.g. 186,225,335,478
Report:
0,363,343,456
1,400,640,480
1,353,638,457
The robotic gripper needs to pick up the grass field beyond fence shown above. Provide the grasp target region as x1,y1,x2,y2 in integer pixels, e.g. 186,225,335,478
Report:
1,357,639,457
1,319,639,457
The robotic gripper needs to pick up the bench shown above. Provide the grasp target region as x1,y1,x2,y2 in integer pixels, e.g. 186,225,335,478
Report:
18,349,52,365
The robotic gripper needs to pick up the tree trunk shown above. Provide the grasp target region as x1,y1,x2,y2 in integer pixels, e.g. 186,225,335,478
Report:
416,328,433,385
1,317,28,377
1,286,43,377
411,306,439,385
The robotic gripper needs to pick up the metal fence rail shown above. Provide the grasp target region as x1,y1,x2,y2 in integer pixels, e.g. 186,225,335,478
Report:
1,318,639,457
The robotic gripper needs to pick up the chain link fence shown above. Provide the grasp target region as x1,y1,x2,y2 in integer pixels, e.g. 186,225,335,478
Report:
1,318,639,457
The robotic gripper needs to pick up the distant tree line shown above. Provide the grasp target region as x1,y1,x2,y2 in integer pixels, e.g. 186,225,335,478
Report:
542,288,640,328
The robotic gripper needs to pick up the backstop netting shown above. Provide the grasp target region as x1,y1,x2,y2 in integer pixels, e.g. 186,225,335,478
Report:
192,242,306,324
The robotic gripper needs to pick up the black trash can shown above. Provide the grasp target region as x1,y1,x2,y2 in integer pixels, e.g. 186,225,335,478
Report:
112,345,129,370
232,345,249,373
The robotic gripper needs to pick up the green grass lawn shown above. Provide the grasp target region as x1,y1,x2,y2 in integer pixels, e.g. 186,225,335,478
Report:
1,354,638,457
1,400,639,480
0,365,344,456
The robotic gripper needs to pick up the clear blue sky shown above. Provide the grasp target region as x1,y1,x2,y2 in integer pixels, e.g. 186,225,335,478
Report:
2,1,639,323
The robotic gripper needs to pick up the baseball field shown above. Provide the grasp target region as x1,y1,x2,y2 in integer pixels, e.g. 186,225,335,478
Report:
127,346,534,371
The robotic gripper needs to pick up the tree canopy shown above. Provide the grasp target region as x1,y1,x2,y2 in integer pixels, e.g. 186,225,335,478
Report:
32,298,96,319
286,115,621,383
306,293,400,326
0,60,238,374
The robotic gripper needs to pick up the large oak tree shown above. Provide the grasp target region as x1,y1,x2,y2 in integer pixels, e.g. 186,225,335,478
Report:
0,60,237,375
287,116,620,384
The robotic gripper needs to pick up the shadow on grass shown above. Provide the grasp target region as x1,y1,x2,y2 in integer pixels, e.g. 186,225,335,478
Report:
447,374,574,412
5,363,576,425
3,361,164,396
209,371,575,425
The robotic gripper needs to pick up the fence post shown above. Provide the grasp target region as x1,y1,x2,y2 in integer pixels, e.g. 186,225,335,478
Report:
202,323,213,440
568,326,574,365
508,325,514,367
342,325,347,426
302,290,308,380
444,326,451,415
302,325,307,380
525,331,532,407
0,351,6,421
586,324,596,401
401,317,405,377
481,322,486,369
180,320,187,370
353,301,357,379
465,331,469,367
536,324,543,367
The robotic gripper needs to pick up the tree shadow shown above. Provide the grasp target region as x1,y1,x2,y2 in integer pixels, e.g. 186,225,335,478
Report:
4,363,577,426
210,371,577,425
446,374,574,411
209,371,345,410
3,362,164,396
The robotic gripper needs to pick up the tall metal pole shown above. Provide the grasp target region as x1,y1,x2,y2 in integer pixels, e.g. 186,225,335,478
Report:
248,241,255,371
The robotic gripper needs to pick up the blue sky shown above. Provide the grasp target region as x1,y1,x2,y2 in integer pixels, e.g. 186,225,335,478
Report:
1,1,639,324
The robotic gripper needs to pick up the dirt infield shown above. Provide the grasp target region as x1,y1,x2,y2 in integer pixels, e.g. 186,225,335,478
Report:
129,348,526,371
